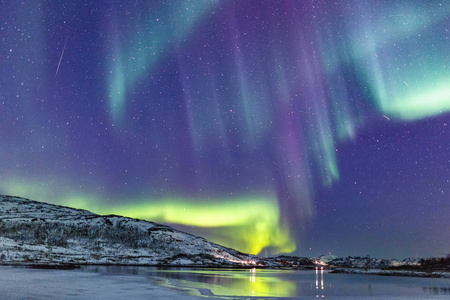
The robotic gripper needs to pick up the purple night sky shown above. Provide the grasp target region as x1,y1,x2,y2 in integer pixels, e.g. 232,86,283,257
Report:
1,0,449,258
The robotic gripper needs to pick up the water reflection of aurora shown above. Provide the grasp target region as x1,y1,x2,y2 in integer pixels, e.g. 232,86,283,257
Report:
147,268,300,298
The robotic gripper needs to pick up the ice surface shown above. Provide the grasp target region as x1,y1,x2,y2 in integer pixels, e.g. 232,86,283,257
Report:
0,266,449,300
0,266,202,300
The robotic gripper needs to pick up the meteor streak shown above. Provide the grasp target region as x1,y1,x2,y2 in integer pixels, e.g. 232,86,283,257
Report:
55,36,68,76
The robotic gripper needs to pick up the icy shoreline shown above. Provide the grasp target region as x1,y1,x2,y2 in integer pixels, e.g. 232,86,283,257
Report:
330,267,450,279
2,259,449,280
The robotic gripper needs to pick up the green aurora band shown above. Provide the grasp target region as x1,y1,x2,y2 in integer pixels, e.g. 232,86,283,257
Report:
108,0,218,125
1,1,449,257
346,2,450,121
0,179,294,255
61,196,296,255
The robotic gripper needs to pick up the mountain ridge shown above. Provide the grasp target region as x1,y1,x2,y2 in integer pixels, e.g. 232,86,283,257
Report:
1,195,449,279
0,195,256,267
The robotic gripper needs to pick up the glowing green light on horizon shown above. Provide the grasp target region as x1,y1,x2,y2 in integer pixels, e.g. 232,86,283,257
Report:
61,196,295,255
0,179,295,255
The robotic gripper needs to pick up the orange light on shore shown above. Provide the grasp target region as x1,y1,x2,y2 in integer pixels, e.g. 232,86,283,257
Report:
314,260,328,266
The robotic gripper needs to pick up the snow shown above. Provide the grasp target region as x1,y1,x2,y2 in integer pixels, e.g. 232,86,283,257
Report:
0,195,255,267
323,255,422,269
319,254,339,263
1,195,449,279
331,268,450,278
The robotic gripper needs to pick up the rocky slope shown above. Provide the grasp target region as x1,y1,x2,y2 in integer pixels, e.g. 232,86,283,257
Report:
0,195,256,267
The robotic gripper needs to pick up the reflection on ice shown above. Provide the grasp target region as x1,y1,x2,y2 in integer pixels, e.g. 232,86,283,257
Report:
250,267,256,283
131,267,450,298
2,265,448,299
316,266,325,298
147,268,298,297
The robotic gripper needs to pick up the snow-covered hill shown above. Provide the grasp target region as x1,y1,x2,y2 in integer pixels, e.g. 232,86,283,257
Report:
319,255,421,269
0,195,256,267
1,195,448,278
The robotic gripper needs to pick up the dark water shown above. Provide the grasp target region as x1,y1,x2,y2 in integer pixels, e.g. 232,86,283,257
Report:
82,266,450,298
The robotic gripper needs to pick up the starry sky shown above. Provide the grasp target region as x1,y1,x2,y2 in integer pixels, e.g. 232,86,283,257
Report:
1,0,449,258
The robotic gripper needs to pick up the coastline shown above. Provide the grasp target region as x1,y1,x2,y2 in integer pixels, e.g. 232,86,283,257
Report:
2,264,449,299
330,267,450,278
1,196,449,281
2,261,449,279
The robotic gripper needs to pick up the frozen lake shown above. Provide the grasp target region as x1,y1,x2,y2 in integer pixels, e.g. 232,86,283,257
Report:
0,265,449,299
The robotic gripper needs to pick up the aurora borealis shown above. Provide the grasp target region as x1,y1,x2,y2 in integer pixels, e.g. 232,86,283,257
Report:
1,0,449,258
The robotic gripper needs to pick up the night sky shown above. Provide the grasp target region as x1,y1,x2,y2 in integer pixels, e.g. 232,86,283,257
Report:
1,0,449,258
